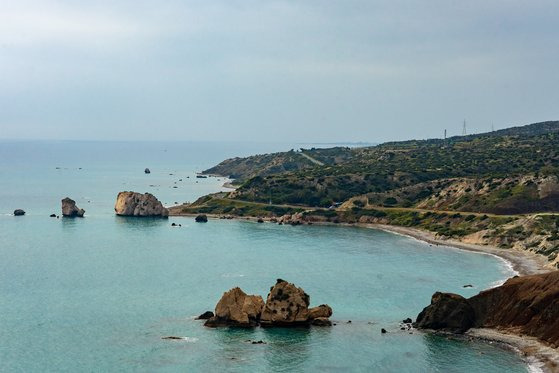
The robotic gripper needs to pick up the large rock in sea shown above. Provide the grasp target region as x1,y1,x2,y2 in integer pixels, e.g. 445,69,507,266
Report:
203,280,333,328
415,271,559,346
61,197,85,217
415,292,475,333
114,191,169,217
204,287,264,327
259,279,312,326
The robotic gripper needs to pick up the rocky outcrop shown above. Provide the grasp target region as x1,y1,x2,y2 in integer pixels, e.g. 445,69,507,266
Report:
308,304,333,319
13,209,25,216
204,287,264,327
203,280,333,328
196,311,214,320
260,279,311,326
114,192,168,217
195,214,208,223
61,197,85,217
415,271,559,346
415,292,475,333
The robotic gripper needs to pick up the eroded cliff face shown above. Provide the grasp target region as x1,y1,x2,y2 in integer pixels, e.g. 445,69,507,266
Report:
416,271,559,347
114,191,168,217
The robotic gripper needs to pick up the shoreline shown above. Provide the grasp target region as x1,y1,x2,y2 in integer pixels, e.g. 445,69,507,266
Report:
170,213,558,370
466,329,559,373
364,223,553,276
170,212,552,276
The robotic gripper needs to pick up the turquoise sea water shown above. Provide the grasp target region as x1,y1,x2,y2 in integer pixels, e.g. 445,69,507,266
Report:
0,141,530,372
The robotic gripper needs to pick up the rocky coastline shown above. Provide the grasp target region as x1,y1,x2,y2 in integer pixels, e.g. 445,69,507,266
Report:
169,212,558,370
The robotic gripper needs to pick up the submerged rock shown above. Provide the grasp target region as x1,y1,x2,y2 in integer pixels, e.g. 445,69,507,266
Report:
61,197,85,217
204,287,264,327
13,209,25,216
311,317,332,326
114,191,168,217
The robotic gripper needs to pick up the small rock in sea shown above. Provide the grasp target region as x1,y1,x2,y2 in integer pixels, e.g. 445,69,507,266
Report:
251,340,266,344
401,327,406,330
402,318,412,324
61,197,85,217
161,336,183,340
196,311,214,320
312,317,332,326
463,284,473,288
195,214,208,223
13,209,25,216
173,186,178,189
50,213,56,217
257,218,264,223
169,173,173,175
145,168,151,174
171,223,177,226
179,179,183,181
381,328,387,334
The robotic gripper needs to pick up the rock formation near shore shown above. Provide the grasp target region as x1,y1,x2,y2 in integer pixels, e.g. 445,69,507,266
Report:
204,287,264,327
415,271,559,346
114,192,168,217
61,197,85,217
415,292,475,333
260,279,312,326
203,279,333,328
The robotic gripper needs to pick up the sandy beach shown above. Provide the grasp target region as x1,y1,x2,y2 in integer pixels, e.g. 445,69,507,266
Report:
365,224,553,276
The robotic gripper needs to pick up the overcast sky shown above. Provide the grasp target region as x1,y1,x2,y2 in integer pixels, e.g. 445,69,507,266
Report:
1,0,558,142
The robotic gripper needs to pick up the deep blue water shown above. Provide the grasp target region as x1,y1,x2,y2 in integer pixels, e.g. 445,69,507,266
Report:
0,141,530,372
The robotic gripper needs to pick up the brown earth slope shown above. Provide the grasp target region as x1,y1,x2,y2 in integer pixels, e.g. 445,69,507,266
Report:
416,271,559,347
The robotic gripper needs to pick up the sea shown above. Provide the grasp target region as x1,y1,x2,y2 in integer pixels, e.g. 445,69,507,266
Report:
0,140,533,372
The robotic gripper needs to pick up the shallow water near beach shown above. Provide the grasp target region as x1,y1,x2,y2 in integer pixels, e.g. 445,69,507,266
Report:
0,141,531,372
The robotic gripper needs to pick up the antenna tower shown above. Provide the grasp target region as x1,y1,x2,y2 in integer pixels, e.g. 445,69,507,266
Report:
462,120,467,135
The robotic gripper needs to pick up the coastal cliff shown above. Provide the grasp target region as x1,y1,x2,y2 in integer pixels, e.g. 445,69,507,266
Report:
416,271,559,347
